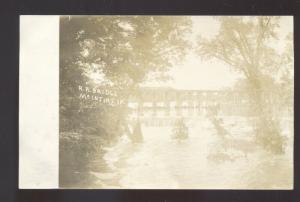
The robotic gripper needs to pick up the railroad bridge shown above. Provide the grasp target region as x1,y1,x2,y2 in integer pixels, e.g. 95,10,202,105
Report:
126,87,280,126
78,85,285,127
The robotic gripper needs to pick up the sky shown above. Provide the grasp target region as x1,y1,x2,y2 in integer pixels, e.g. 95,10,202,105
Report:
143,16,293,90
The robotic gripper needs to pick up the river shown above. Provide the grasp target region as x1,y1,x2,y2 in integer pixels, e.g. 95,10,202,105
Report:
89,116,293,189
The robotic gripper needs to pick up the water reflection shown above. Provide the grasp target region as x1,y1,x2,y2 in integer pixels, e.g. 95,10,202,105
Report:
75,116,293,189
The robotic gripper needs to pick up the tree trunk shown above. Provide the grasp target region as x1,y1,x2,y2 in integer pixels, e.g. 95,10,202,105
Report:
248,77,285,154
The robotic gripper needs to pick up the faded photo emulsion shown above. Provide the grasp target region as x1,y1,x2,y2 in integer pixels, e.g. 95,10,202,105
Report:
59,16,294,189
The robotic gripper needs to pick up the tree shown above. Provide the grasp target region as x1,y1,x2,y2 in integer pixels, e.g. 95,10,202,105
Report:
60,16,192,187
196,17,291,154
60,16,192,138
60,16,191,87
277,33,294,115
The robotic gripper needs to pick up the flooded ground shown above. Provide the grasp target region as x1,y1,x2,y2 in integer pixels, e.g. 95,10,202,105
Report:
88,116,293,189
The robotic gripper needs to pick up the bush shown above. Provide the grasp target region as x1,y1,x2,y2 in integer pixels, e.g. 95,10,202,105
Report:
254,118,287,154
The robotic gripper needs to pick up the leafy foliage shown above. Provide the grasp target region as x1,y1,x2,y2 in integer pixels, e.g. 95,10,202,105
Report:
60,16,192,134
59,16,192,186
196,17,293,154
197,17,280,83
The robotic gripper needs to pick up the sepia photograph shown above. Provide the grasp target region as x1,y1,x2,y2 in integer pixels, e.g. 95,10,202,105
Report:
58,16,294,189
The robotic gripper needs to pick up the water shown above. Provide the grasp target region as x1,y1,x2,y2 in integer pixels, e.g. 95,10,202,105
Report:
91,116,293,189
